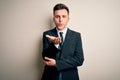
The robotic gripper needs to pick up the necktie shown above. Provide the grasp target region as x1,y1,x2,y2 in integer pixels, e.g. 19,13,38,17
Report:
58,32,63,80
59,32,63,48
59,32,63,80
56,32,63,59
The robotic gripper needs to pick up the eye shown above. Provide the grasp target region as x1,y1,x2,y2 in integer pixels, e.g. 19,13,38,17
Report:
55,15,60,18
62,15,66,18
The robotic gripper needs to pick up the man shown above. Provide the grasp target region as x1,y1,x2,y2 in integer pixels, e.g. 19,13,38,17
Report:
41,3,84,80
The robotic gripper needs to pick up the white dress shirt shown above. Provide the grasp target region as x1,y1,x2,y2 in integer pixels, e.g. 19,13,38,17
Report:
55,27,68,48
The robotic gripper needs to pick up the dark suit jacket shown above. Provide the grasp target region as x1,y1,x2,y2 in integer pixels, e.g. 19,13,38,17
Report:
41,28,84,80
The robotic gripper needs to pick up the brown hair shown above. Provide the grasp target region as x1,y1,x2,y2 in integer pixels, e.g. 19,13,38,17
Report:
53,3,69,14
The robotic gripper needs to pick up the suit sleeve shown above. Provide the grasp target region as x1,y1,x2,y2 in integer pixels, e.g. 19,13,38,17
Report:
56,33,84,71
42,32,58,60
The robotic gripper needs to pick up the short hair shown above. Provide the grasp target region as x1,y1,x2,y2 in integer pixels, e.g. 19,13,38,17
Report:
53,3,69,14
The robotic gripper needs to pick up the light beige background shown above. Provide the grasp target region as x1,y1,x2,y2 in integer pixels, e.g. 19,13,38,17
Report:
0,0,120,80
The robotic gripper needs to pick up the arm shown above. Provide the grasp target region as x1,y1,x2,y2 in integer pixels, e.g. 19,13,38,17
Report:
42,32,58,60
42,32,61,66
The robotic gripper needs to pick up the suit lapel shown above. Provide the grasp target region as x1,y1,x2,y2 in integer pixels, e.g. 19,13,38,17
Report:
62,29,72,50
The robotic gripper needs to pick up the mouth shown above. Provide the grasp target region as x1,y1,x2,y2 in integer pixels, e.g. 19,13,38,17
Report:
58,23,63,26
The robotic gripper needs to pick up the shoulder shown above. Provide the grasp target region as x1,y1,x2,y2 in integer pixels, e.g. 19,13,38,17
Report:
43,28,56,35
43,28,54,33
68,29,82,42
68,28,81,36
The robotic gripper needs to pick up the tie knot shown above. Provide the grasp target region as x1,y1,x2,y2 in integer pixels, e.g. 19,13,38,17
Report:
59,32,63,37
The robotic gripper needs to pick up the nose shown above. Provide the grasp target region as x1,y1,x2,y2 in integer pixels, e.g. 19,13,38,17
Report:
59,16,62,22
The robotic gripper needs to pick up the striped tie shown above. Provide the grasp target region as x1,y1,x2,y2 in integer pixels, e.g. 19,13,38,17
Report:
59,32,63,48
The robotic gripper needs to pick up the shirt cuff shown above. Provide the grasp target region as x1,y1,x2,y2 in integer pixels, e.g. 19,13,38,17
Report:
55,44,59,48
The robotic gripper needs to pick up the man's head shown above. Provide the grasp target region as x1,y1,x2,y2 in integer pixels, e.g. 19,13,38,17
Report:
53,3,69,31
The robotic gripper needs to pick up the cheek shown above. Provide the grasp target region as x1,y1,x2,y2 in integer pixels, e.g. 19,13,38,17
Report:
64,19,69,24
54,19,59,23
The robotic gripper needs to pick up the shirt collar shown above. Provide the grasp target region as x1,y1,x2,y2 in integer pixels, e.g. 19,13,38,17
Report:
56,27,68,35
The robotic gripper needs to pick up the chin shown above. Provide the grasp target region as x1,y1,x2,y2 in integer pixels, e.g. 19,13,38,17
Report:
57,28,64,30
57,26,65,30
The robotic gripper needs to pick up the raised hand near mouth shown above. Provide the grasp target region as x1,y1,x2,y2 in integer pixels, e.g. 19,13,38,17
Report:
46,35,61,44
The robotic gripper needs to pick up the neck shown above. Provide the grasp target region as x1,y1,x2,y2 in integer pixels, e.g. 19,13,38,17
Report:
56,27,67,32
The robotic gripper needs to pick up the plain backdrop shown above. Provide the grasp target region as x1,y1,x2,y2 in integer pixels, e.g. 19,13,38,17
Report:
0,0,120,80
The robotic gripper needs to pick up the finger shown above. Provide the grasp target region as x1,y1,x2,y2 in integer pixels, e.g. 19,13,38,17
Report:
46,35,50,38
44,57,51,61
46,35,56,40
54,38,58,44
46,35,52,40
55,38,61,44
44,61,49,65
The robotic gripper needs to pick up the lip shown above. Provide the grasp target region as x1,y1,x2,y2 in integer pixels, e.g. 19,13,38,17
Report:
58,23,63,25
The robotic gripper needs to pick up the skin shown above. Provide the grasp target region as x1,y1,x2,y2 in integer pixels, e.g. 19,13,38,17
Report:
53,9,69,31
46,35,61,44
44,9,69,66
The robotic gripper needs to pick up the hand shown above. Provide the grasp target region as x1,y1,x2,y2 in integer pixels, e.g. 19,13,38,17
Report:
44,57,56,66
46,35,61,44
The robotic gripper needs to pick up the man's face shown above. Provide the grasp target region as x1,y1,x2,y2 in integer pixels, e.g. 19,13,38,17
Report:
53,9,69,31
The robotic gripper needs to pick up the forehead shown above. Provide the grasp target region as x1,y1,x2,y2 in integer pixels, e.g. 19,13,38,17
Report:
54,9,68,15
